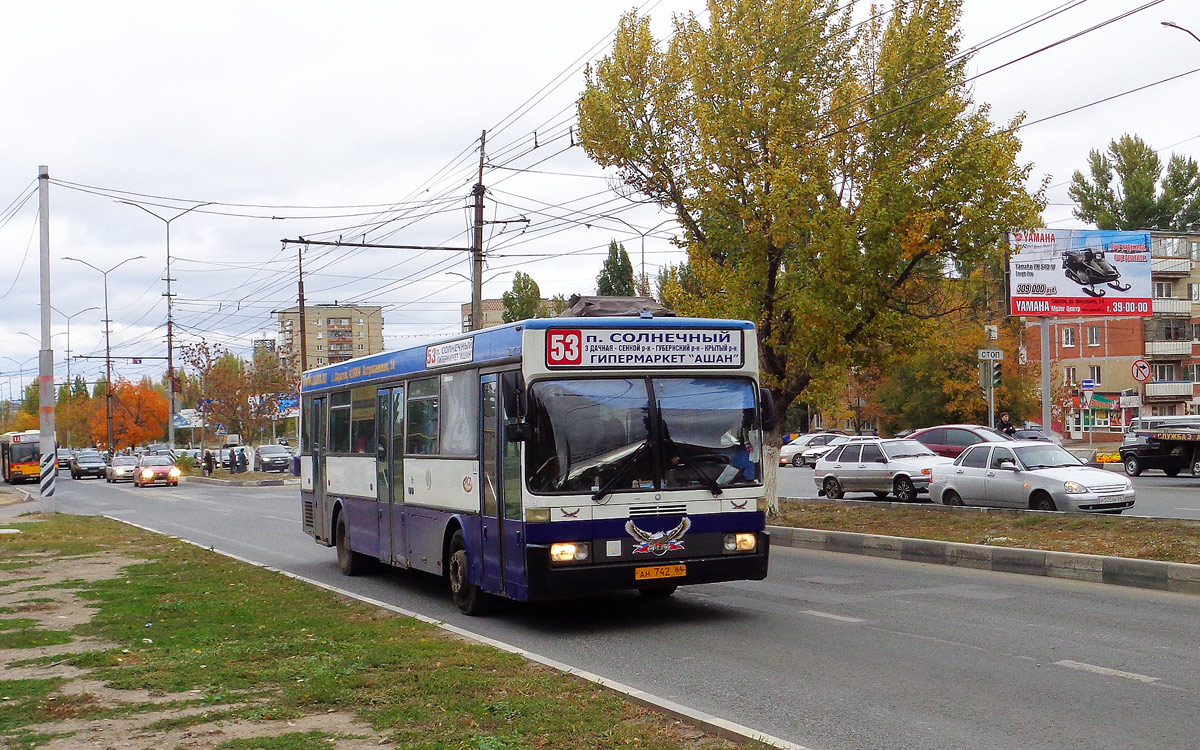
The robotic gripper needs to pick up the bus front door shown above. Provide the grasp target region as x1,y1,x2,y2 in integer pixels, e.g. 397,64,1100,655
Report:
376,386,406,566
311,396,329,539
480,373,527,598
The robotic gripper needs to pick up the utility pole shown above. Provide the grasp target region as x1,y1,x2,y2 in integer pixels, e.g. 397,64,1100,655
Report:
470,130,486,332
298,243,307,373
37,166,56,503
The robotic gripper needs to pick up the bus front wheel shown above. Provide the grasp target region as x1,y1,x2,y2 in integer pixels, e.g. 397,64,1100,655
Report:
335,515,368,576
448,529,489,616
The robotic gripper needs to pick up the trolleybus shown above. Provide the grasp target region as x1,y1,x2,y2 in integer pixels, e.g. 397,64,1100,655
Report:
0,430,42,484
299,315,772,614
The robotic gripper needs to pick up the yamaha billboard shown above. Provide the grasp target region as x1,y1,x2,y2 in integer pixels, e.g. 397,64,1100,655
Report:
1006,229,1152,317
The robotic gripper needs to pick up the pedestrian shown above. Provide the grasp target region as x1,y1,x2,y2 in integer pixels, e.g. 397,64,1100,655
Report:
237,447,248,474
202,449,215,477
225,449,235,473
997,412,1017,437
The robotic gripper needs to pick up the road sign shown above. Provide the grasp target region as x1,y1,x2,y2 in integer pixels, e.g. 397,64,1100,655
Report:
1081,378,1095,392
977,349,1004,361
1082,391,1093,409
1131,359,1151,382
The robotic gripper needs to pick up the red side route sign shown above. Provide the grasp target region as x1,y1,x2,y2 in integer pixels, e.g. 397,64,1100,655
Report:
1131,359,1151,382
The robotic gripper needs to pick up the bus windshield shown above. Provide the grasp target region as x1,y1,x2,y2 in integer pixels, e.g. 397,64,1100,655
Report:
10,443,38,463
525,376,762,495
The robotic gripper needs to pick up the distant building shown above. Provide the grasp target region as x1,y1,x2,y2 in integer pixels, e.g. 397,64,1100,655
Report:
460,298,559,332
275,303,384,374
252,339,276,353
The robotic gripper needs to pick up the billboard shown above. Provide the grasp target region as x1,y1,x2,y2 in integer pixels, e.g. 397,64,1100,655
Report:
1007,229,1152,317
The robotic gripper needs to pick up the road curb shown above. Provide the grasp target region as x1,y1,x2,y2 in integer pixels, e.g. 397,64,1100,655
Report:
182,476,298,487
106,516,809,750
767,524,1200,596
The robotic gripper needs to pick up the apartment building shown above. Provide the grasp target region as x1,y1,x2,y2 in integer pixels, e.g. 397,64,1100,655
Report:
276,303,385,374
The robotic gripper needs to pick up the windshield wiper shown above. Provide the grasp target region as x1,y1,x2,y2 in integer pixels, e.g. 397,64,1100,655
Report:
591,439,651,503
677,457,723,497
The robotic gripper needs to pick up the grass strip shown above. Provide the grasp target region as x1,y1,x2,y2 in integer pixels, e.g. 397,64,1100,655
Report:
0,514,749,749
774,501,1200,564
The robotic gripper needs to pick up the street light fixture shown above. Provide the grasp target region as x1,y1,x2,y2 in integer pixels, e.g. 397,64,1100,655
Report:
117,200,212,449
62,255,145,453
50,305,100,383
1162,21,1200,45
589,215,678,290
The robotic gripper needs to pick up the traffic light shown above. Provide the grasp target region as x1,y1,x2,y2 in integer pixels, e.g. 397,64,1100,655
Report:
992,361,1002,387
978,361,988,396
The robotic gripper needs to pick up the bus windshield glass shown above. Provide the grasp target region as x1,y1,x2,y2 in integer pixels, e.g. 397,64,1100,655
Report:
525,377,762,495
11,443,37,463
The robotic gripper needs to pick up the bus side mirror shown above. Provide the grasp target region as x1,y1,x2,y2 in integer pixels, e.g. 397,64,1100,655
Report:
505,420,531,443
759,387,777,431
501,371,526,418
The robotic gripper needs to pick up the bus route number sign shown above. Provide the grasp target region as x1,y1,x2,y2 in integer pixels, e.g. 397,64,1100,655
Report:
546,330,583,366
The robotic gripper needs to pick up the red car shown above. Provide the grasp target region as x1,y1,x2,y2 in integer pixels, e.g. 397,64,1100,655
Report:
133,455,181,487
907,424,1012,458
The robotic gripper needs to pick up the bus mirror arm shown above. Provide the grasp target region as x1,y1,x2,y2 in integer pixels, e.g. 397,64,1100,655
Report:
376,444,388,461
501,371,527,418
505,420,531,443
759,387,777,431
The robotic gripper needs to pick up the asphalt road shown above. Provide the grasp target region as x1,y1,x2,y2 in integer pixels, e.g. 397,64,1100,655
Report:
26,476,1200,750
776,463,1200,520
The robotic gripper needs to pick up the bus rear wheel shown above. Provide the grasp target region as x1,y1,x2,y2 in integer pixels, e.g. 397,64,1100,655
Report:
335,515,368,576
448,530,489,616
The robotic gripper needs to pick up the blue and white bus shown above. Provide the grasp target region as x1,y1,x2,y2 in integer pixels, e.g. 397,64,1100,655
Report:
299,315,771,614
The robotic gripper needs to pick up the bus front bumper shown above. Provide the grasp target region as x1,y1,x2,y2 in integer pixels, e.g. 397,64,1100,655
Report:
524,531,769,600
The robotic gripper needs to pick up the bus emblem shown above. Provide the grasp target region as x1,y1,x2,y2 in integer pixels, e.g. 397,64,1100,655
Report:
626,518,691,557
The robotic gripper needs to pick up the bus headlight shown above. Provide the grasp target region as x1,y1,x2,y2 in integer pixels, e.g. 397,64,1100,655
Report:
723,533,756,552
550,542,590,562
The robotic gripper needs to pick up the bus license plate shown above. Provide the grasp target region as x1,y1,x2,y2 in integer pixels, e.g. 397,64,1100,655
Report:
635,564,686,581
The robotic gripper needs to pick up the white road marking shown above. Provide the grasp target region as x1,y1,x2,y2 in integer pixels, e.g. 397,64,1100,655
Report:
1054,660,1159,684
801,609,864,623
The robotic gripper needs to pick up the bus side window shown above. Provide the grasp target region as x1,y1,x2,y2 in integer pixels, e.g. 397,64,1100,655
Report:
406,378,440,455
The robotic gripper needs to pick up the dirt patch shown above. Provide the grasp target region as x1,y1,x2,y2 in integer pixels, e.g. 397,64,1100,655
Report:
1,551,394,748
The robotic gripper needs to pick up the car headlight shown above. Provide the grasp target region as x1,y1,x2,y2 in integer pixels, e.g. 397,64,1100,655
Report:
1125,477,1133,491
550,542,590,562
169,467,181,478
1064,480,1089,494
141,469,154,480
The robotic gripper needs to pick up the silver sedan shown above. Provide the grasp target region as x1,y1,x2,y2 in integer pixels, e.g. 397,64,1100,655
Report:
930,440,1134,513
814,438,953,502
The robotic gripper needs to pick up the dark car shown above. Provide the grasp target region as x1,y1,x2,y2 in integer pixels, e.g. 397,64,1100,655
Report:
253,444,291,472
908,424,1012,459
55,448,72,472
69,450,107,479
1012,429,1058,444
133,455,181,487
1118,425,1200,476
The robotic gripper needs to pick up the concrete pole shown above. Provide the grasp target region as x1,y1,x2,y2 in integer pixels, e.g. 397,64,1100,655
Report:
1041,318,1053,437
470,130,486,332
37,166,56,503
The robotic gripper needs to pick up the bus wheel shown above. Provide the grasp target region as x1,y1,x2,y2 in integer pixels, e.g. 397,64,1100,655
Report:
448,530,489,616
638,585,677,599
335,515,368,576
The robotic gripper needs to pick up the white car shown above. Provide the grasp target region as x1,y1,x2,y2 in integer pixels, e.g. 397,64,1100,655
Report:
779,433,844,467
930,440,1135,513
814,438,953,502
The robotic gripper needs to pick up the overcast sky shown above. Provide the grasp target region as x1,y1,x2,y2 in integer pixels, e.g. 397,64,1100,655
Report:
1,0,1197,397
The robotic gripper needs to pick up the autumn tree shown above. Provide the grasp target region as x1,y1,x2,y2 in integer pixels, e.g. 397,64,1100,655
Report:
502,272,547,323
181,341,230,446
596,240,635,296
90,378,168,451
206,352,252,439
578,0,1041,501
1068,133,1200,230
55,376,94,448
244,346,291,442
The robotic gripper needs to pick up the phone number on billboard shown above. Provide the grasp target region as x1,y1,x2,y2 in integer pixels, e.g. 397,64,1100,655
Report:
1109,301,1150,314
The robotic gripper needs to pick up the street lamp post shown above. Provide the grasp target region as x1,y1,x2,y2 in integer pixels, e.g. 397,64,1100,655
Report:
1162,21,1200,45
117,201,211,450
62,255,145,453
2,356,36,416
591,216,677,291
49,306,99,383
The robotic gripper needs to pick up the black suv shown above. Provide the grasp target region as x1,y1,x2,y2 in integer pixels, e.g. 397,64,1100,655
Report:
1119,423,1200,476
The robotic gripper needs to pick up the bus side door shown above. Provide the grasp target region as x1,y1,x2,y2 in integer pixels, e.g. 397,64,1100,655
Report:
480,372,528,599
310,396,329,540
376,386,407,566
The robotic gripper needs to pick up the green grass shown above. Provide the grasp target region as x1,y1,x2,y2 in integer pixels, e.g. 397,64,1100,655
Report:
0,515,746,749
0,629,72,649
215,732,347,749
0,619,40,631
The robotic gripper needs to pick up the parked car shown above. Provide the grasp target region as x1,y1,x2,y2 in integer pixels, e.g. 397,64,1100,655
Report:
106,455,140,483
253,444,291,472
930,440,1135,513
1011,429,1058,444
796,434,851,467
133,455,181,487
69,450,107,480
55,448,72,472
908,424,1012,458
779,433,843,467
814,438,953,501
